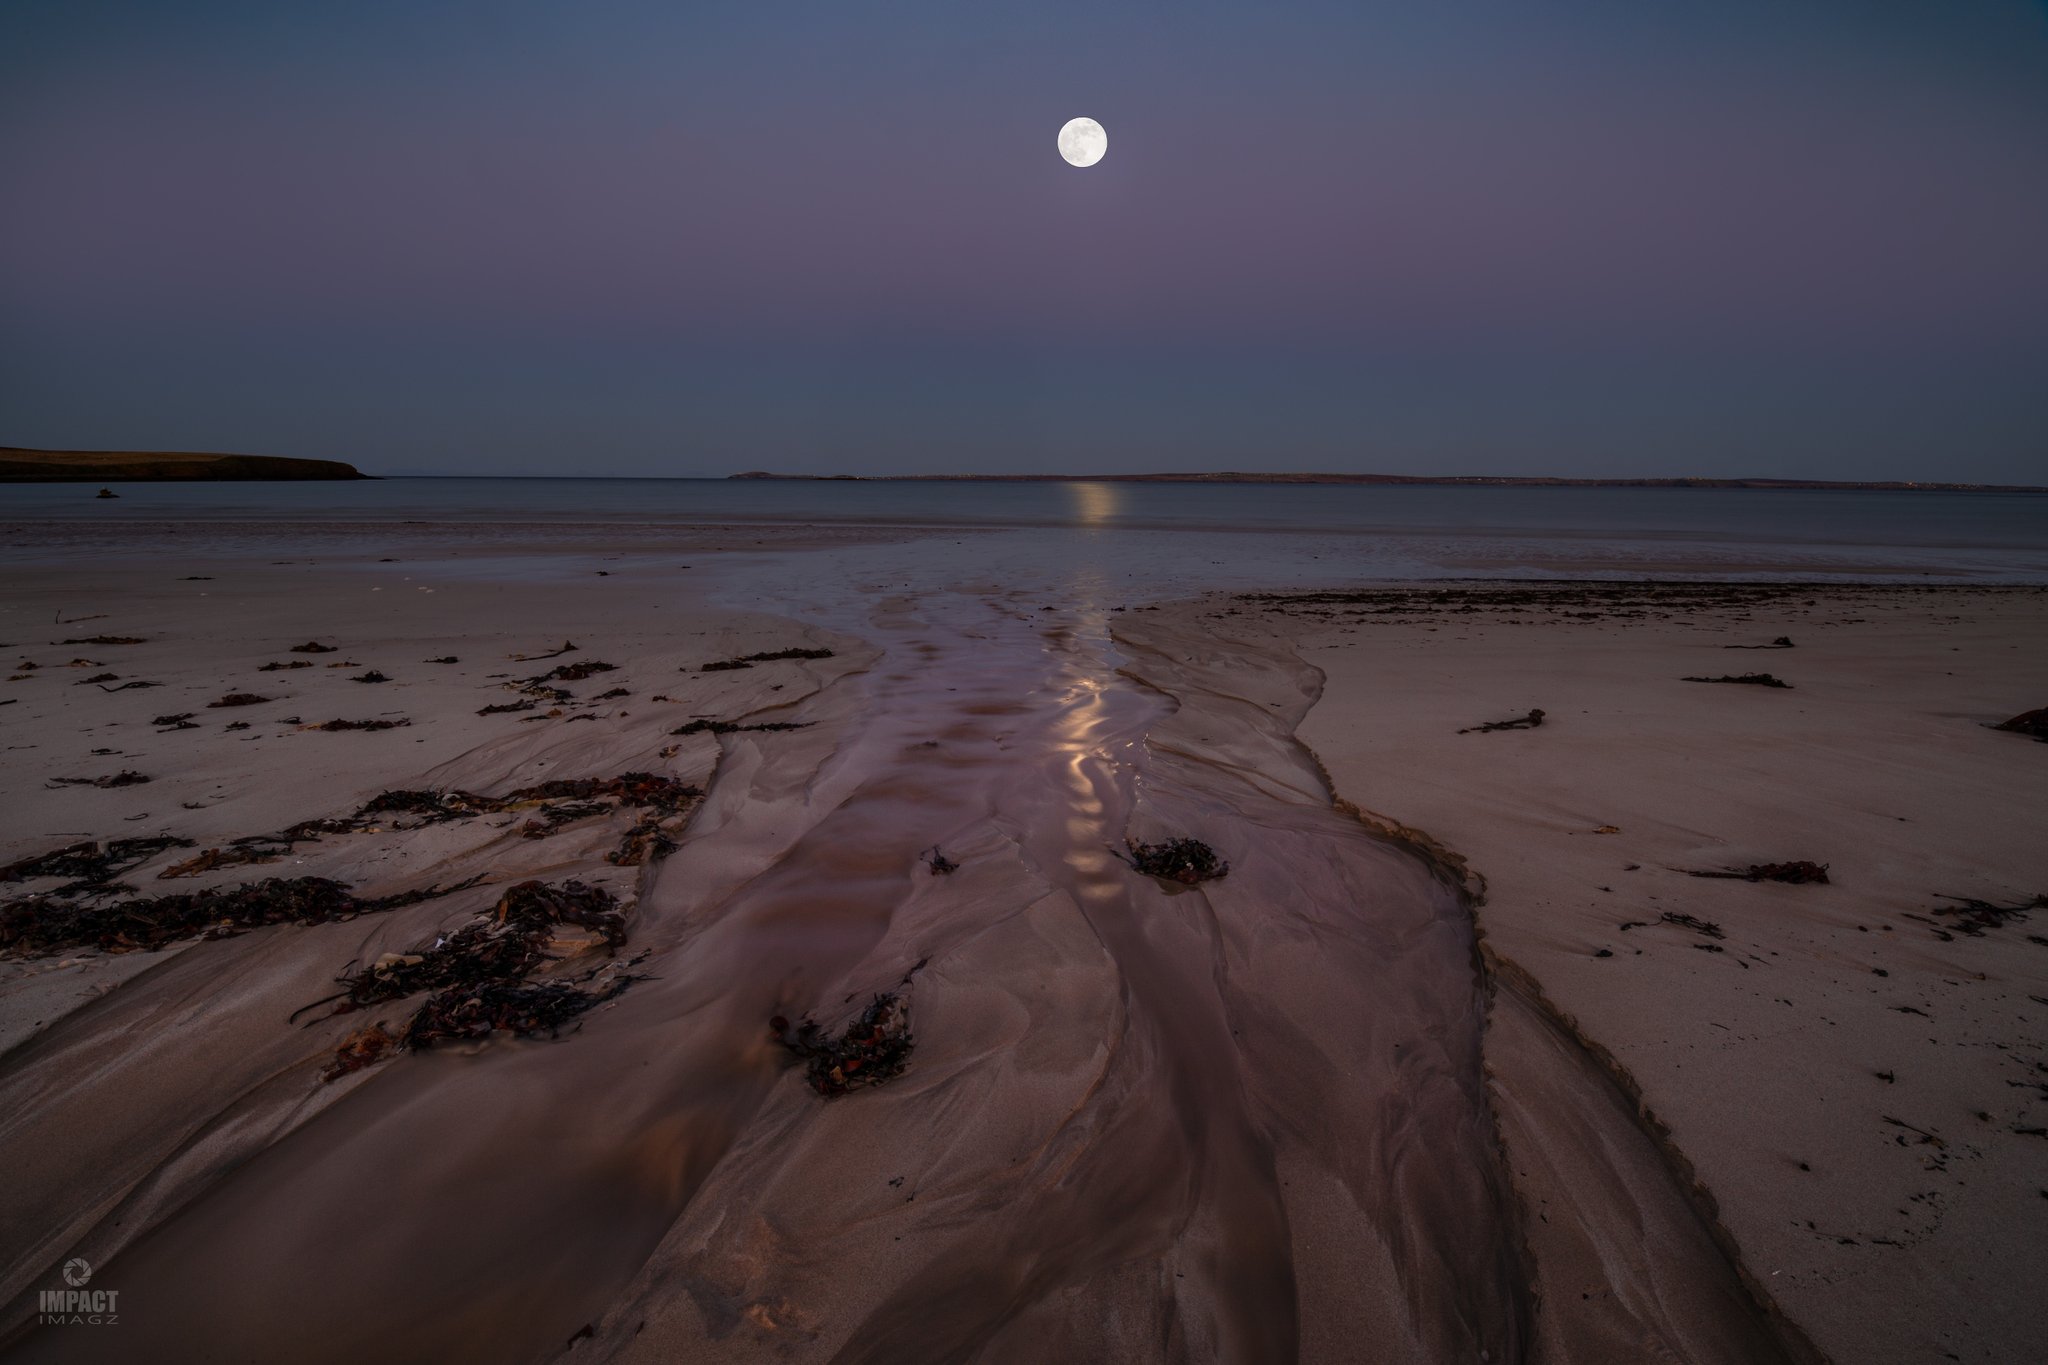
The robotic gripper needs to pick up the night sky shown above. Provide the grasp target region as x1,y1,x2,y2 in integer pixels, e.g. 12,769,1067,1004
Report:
4,1,2046,480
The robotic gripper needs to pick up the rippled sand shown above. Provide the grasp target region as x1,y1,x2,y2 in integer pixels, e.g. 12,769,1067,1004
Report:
3,549,2038,1363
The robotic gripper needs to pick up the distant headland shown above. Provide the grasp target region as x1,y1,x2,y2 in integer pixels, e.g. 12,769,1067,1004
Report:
0,447,371,483
731,471,2045,493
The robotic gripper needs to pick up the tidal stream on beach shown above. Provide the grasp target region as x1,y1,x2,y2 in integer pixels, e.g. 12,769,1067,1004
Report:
0,557,1823,1363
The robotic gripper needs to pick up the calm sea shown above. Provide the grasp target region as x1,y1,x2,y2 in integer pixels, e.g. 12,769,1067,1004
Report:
5,478,2047,586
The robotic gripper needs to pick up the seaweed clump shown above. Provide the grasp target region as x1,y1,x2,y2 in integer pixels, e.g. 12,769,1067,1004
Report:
700,647,834,672
1928,893,2047,936
772,993,913,1097
402,980,629,1049
1989,708,2048,743
2,836,192,890
1682,673,1792,689
1459,709,1544,734
302,879,637,1068
1119,837,1230,885
48,771,150,789
0,875,473,957
670,718,810,736
1688,861,1829,884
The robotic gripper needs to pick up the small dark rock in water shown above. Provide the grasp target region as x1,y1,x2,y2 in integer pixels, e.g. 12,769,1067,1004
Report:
95,487,118,499
1121,837,1230,885
1989,707,2048,743
1682,673,1791,689
1459,708,1545,734
1688,861,1830,884
773,993,914,1098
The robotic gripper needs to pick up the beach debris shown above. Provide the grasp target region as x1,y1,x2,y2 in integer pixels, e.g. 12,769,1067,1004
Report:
511,641,578,661
322,1024,397,1081
594,687,630,700
350,670,391,684
152,713,200,730
1926,893,2047,936
403,978,631,1050
2,836,192,888
1988,708,2048,743
303,718,411,731
922,846,959,875
1459,708,1545,734
669,718,810,736
519,802,612,839
260,660,314,671
58,635,145,646
48,771,151,789
1117,837,1230,885
478,699,535,715
289,641,338,653
533,660,615,682
607,815,678,866
700,647,834,672
95,680,161,692
208,693,270,708
772,993,914,1097
493,879,627,945
157,846,280,879
425,655,459,664
1660,911,1726,939
1682,673,1792,688
1725,636,1795,650
1,874,476,957
74,673,120,685
1688,861,1830,884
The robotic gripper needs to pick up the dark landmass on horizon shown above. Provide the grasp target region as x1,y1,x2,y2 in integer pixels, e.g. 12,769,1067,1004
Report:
0,447,371,483
732,471,2048,493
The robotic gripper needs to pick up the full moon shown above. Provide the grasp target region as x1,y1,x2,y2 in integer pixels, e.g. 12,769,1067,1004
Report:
1057,117,1107,168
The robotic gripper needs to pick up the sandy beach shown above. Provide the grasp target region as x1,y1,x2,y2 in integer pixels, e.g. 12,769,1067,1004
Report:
2,543,2044,1364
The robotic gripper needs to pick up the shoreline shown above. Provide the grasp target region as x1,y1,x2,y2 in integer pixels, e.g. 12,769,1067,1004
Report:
1,558,2042,1362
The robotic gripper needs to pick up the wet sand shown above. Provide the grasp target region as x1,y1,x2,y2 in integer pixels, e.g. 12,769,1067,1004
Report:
1,559,2041,1363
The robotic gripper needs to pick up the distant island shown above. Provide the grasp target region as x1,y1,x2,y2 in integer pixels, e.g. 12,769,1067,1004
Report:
0,447,371,483
732,471,2046,493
